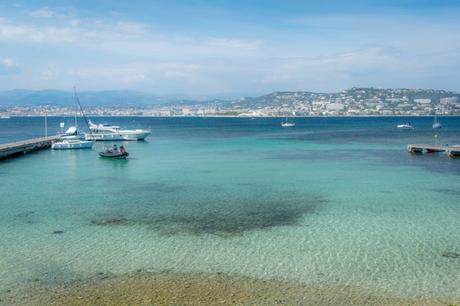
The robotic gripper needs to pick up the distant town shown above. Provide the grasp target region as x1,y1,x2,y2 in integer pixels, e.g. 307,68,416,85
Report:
1,87,459,117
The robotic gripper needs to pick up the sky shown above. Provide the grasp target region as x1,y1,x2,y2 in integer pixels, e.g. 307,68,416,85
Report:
0,0,460,96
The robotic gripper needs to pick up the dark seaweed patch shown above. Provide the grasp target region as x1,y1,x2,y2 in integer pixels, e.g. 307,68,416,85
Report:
91,196,326,236
427,188,460,197
144,182,186,193
14,211,36,218
267,150,360,161
14,210,38,224
147,205,313,236
90,217,129,226
442,252,460,259
121,181,186,194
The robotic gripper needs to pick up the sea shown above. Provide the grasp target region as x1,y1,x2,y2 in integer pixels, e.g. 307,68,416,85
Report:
0,116,459,301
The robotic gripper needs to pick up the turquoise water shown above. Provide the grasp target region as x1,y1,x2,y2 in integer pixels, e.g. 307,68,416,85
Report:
0,117,459,300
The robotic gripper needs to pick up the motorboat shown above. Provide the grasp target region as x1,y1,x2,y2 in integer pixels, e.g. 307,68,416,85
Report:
85,120,151,141
52,138,94,150
99,145,129,159
52,126,94,150
397,123,414,129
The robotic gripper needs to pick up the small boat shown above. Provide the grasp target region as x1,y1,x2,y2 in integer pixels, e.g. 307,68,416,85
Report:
397,123,414,129
99,145,129,159
432,114,442,129
0,115,10,119
281,114,295,127
281,122,295,127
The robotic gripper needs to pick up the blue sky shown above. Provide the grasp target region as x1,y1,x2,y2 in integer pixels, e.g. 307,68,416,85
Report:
0,0,459,96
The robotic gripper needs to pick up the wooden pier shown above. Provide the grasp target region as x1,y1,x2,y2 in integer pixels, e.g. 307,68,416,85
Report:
0,135,62,161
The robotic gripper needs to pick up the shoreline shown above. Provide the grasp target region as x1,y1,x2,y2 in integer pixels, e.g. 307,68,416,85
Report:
3,271,458,306
3,115,460,118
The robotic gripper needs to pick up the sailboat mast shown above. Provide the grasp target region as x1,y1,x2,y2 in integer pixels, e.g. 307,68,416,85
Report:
73,87,92,136
73,90,78,129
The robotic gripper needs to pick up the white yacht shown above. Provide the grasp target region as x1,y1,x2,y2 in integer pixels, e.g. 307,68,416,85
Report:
85,120,151,141
397,123,414,129
52,126,94,150
52,138,94,150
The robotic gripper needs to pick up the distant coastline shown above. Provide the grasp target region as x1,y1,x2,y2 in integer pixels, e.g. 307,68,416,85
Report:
1,87,460,117
2,114,460,118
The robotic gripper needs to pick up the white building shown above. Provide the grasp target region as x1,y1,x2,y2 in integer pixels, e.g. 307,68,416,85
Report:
414,98,431,104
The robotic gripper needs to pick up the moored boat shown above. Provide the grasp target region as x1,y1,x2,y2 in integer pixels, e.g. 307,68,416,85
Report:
51,93,95,150
52,139,94,150
85,120,151,141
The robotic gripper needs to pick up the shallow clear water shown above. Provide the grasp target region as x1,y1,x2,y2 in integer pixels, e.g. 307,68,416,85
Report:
0,116,459,299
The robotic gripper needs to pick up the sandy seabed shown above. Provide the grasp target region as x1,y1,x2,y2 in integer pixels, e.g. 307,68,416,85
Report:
1,271,458,306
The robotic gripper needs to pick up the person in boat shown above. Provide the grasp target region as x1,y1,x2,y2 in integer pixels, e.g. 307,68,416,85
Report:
112,144,118,152
119,145,125,154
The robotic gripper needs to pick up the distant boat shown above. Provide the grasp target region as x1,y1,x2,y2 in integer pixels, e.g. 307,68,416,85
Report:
432,114,442,129
281,113,295,127
281,121,295,127
0,115,10,119
397,123,414,129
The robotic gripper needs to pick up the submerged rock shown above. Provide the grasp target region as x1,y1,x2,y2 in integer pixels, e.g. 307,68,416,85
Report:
91,218,128,226
442,252,460,259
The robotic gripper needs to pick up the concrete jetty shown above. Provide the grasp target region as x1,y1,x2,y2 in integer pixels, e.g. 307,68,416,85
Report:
407,144,447,154
407,143,460,157
0,135,62,161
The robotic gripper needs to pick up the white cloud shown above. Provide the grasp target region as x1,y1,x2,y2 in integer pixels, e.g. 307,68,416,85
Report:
0,57,20,75
0,17,151,44
207,38,263,50
1,6,460,93
41,64,58,80
69,64,148,85
26,7,54,18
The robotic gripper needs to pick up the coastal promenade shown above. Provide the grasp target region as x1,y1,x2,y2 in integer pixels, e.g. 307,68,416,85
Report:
0,135,62,161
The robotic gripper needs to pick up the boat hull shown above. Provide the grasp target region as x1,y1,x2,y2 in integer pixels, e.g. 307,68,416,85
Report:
85,133,125,141
397,125,413,129
85,130,151,141
99,152,129,159
52,141,94,150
